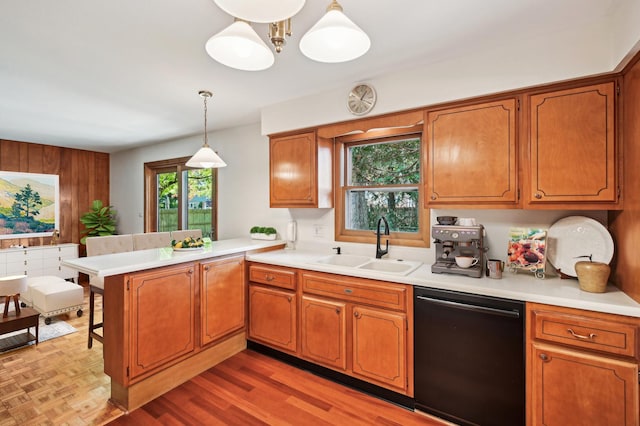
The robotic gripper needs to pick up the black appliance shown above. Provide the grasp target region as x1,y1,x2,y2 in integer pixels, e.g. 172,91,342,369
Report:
414,287,525,426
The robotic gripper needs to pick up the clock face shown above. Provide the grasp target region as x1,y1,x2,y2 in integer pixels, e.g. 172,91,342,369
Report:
347,84,376,116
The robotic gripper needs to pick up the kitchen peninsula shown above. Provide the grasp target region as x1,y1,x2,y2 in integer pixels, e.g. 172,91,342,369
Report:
61,238,285,411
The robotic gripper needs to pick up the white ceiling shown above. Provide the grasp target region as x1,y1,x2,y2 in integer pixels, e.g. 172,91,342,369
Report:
0,0,620,153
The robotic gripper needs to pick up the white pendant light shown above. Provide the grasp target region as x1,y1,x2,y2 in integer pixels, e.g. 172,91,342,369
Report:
213,0,305,23
205,19,275,71
299,0,370,63
186,91,227,169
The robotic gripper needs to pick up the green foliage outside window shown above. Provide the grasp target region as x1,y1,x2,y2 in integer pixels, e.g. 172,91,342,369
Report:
347,138,420,233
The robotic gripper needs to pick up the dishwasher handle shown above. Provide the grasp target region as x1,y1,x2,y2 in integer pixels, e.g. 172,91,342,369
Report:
416,295,521,318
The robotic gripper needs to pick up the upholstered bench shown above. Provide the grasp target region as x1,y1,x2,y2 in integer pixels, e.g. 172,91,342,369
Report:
24,276,84,325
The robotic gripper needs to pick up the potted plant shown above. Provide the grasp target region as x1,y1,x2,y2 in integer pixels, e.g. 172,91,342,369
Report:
250,226,277,240
80,200,117,244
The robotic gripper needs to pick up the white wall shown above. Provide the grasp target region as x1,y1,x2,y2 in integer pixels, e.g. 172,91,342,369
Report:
110,8,638,266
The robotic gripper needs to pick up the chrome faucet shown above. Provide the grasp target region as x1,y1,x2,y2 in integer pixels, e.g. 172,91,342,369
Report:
375,216,390,259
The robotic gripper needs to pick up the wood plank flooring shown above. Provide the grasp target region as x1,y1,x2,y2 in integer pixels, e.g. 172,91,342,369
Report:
108,350,441,426
1,286,442,425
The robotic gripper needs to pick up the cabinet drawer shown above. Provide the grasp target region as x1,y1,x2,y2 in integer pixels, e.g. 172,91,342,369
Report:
532,309,637,358
301,272,407,311
249,265,296,290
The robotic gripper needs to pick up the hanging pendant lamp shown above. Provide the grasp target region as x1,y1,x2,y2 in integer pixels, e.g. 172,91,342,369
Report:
186,91,227,169
212,0,305,23
205,19,274,71
299,0,370,63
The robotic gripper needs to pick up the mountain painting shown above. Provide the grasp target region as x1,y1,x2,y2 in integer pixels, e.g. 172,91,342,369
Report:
0,171,59,239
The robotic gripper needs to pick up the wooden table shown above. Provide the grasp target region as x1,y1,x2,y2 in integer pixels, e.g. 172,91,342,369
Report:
0,307,39,351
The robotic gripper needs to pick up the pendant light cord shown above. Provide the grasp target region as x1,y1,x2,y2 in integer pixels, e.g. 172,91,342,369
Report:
199,90,212,148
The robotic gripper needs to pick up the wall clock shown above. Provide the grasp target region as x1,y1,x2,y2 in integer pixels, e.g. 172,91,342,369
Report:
347,84,376,116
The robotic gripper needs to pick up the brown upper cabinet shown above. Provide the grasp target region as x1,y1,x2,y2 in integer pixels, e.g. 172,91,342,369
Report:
269,131,333,208
525,81,620,209
425,98,518,208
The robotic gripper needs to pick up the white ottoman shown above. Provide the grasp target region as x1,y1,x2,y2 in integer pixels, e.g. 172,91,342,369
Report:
29,277,84,325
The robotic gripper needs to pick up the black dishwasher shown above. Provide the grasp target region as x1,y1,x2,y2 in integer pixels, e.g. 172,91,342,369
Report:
414,286,525,426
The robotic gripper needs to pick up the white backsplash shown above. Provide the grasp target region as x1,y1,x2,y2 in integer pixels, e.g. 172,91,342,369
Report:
280,208,608,266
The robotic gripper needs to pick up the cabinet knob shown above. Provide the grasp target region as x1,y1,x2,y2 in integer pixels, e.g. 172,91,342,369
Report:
534,193,542,199
335,308,341,314
287,296,292,302
266,275,274,281
354,311,360,319
539,353,550,362
203,265,210,271
431,194,437,200
344,288,353,295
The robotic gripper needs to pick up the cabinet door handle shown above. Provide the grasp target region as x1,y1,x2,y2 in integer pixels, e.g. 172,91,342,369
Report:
431,194,437,200
539,353,550,362
344,288,353,295
534,193,542,199
335,308,341,314
188,269,194,274
567,328,597,341
287,296,292,302
266,275,274,281
203,265,210,271
354,311,360,319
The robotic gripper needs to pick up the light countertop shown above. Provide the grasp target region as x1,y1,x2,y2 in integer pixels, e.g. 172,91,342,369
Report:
61,238,285,277
61,238,640,318
246,249,640,318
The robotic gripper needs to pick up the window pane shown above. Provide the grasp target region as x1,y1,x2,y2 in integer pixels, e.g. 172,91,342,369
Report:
346,188,419,233
184,168,213,238
348,138,420,186
157,171,178,232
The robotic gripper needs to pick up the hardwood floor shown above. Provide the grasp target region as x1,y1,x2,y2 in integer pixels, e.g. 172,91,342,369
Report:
108,350,440,426
1,286,441,426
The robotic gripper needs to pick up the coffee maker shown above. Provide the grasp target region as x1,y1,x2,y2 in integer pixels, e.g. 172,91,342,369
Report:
432,220,485,278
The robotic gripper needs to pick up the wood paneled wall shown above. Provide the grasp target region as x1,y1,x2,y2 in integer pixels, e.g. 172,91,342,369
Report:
0,139,109,249
610,52,640,302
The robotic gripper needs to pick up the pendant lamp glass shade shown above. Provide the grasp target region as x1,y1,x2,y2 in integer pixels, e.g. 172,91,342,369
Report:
299,1,370,63
186,91,227,169
213,0,305,23
205,20,275,71
186,145,227,168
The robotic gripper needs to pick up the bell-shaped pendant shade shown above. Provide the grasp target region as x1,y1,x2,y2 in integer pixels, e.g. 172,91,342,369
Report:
205,20,275,71
213,0,305,23
299,4,370,63
186,145,227,169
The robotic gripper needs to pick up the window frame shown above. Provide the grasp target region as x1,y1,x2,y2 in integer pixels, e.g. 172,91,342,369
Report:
334,125,429,247
143,156,218,239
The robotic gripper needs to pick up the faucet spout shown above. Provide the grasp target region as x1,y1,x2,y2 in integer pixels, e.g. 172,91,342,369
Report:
376,216,390,259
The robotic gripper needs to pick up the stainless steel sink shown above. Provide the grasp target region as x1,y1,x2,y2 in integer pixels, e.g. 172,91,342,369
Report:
312,255,421,276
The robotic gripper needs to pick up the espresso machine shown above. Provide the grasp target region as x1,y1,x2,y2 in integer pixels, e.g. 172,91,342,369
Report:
432,222,486,278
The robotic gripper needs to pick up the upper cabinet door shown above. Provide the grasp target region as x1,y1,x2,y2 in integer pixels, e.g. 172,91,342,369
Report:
527,82,619,207
425,99,518,207
269,131,333,208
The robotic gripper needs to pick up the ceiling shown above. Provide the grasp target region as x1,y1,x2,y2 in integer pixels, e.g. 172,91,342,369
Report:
0,0,620,153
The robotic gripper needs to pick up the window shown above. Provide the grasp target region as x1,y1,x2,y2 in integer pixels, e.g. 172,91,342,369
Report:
335,126,428,247
144,157,218,239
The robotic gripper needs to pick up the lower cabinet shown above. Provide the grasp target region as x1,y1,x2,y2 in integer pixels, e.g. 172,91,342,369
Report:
301,295,347,370
528,303,640,425
352,305,407,390
248,284,297,352
531,343,637,425
128,263,196,379
200,255,245,346
248,263,412,396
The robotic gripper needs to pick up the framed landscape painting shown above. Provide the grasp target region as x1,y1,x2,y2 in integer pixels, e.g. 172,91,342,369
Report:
0,171,59,239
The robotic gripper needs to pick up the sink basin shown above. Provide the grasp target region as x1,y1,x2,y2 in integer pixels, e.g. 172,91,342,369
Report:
312,255,422,276
314,254,371,267
358,259,422,275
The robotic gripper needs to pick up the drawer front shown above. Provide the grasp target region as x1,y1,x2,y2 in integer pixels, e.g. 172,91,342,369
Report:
533,310,637,357
301,272,407,311
249,265,296,290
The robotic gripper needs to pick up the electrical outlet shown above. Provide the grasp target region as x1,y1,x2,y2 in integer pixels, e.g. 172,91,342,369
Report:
313,224,325,238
